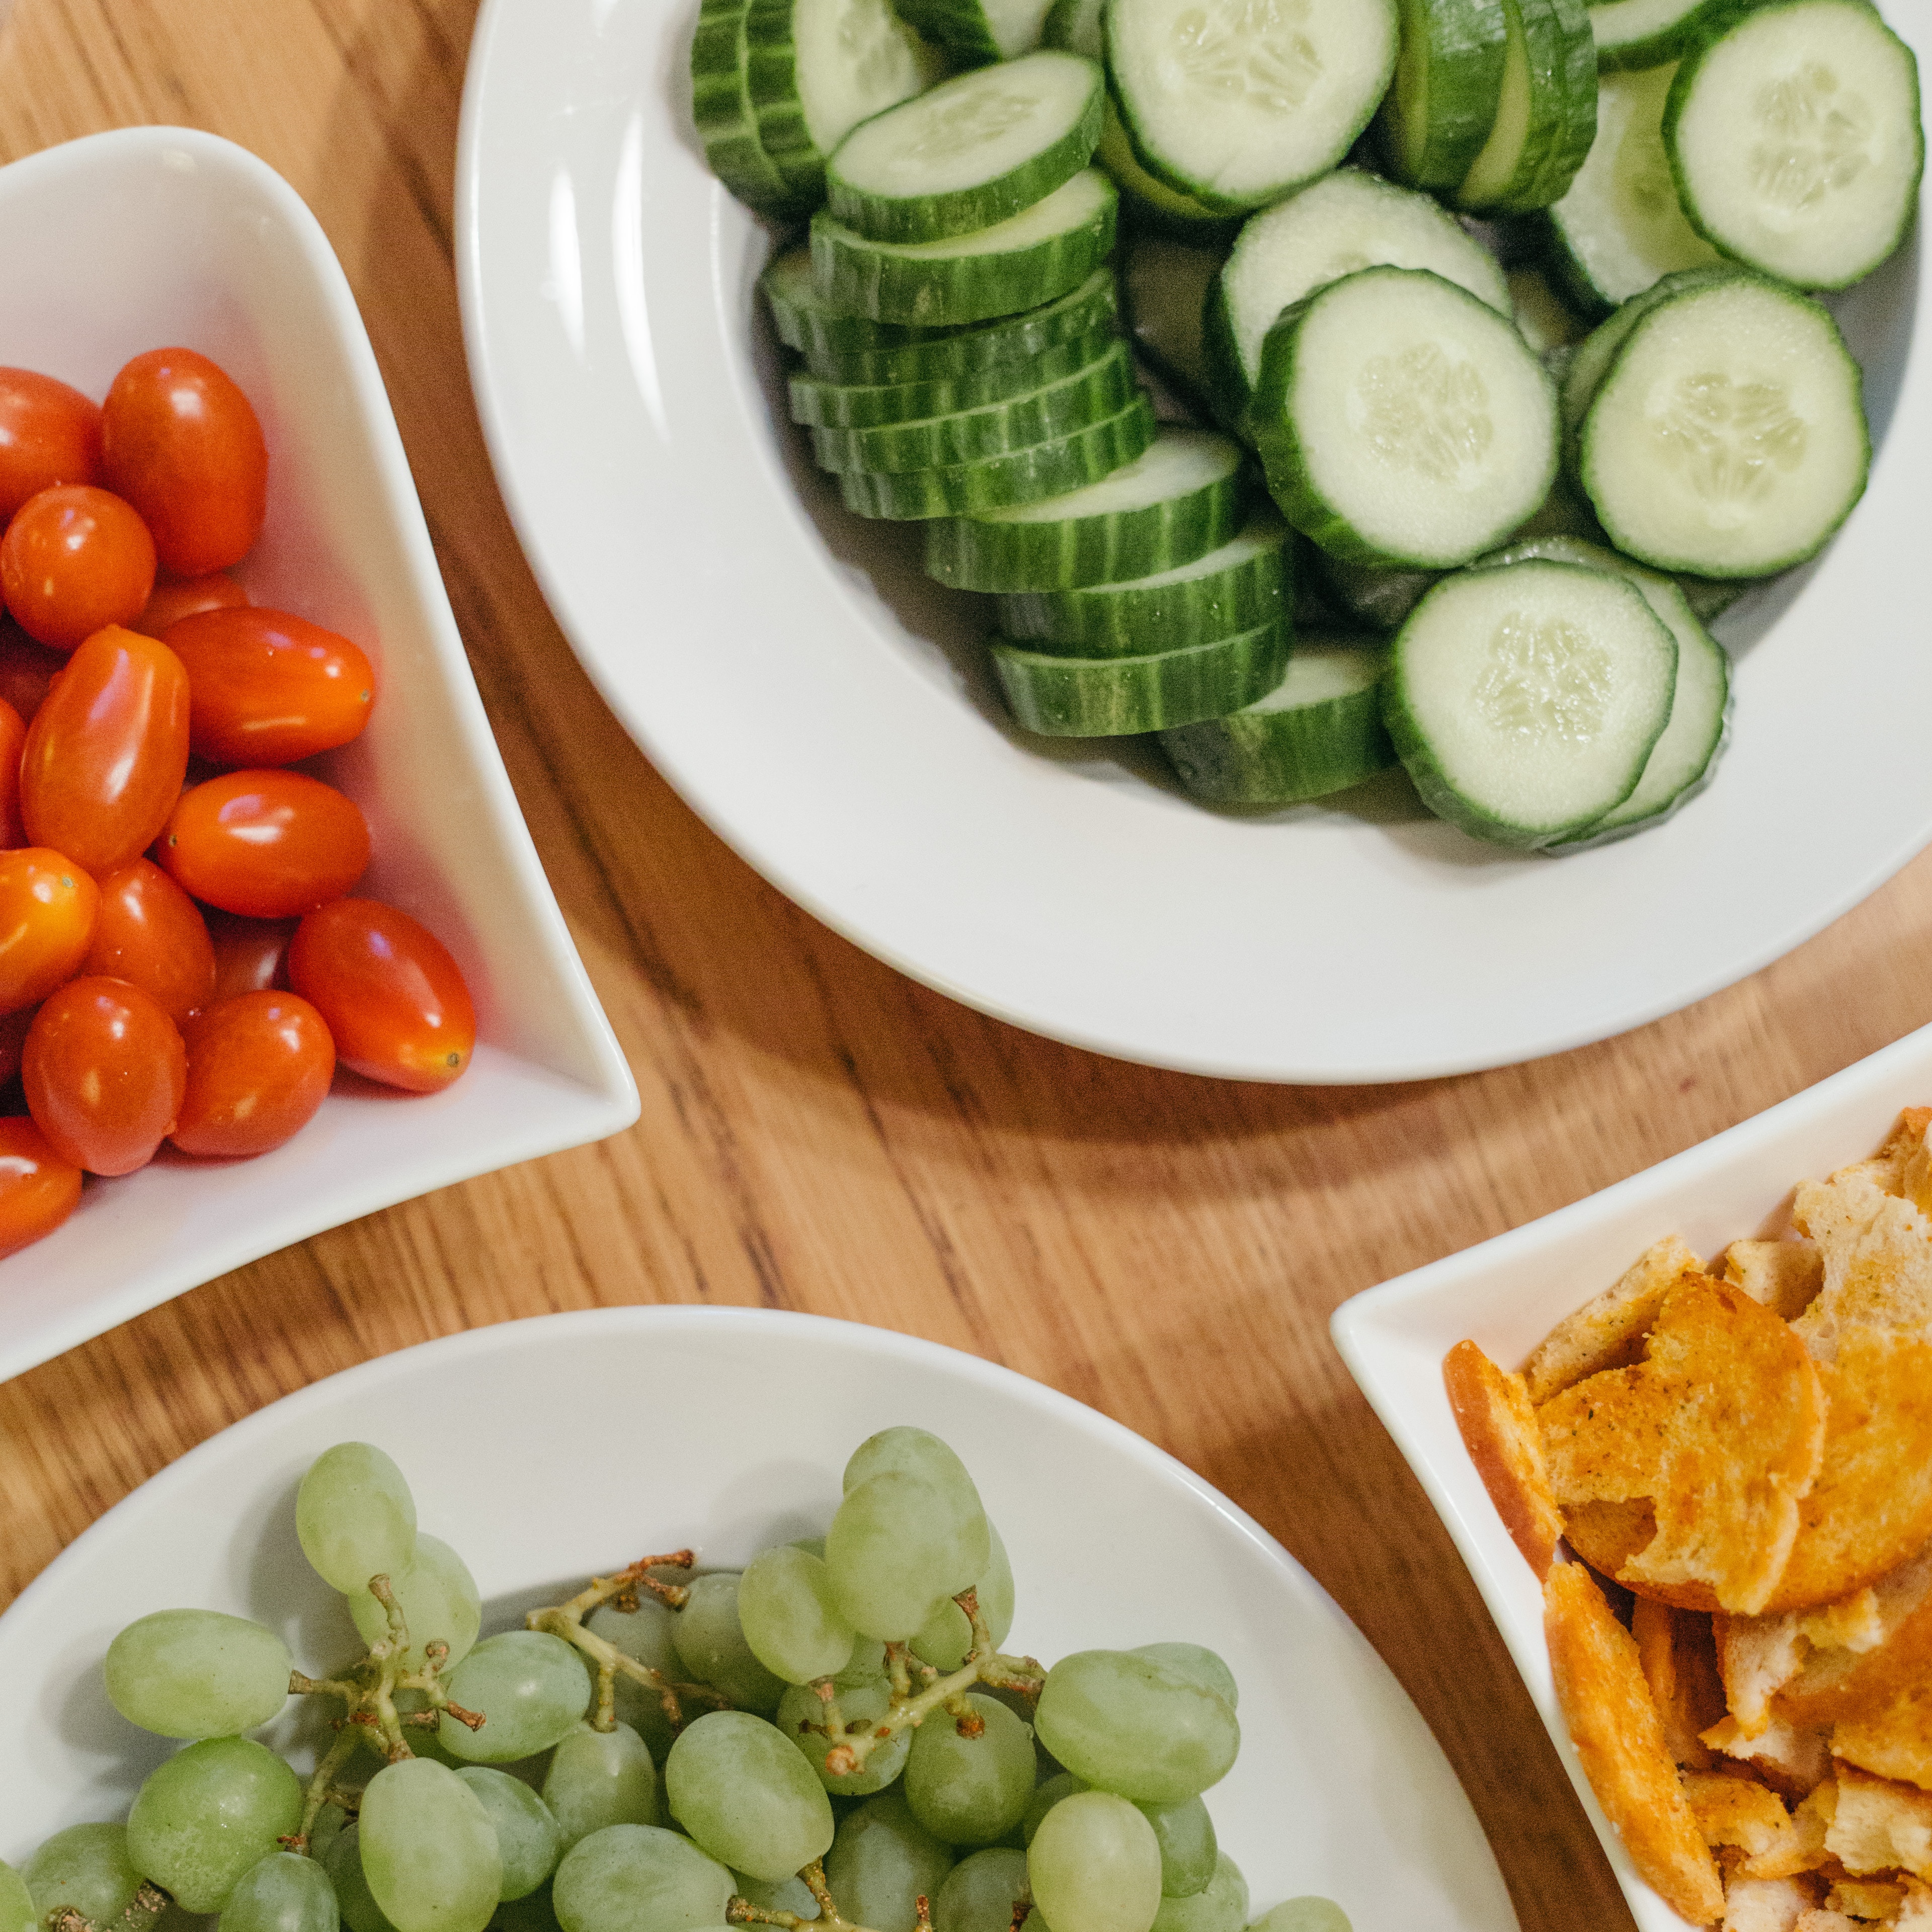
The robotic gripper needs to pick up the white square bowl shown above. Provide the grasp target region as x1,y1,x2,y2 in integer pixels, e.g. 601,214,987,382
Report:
0,127,638,1381
1331,1020,1932,1930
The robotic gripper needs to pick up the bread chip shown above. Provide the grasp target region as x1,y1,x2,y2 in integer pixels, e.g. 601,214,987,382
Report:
1567,1500,1724,1610
1792,1175,1932,1366
1826,1878,1907,1920
1831,1109,1932,1202
1546,1561,1726,1925
1525,1235,1702,1404
1541,1274,1826,1614
1897,1877,1932,1924
1727,1241,1828,1322
1835,1681,1932,1794
1791,1912,1861,1930
1704,1717,1834,1798
1443,1340,1563,1578
1828,1764,1932,1880
1687,1771,1803,1861
1739,1782,1837,1881
1722,1613,1813,1739
1723,1876,1823,1932
1639,1598,1727,1768
1782,1545,1932,1730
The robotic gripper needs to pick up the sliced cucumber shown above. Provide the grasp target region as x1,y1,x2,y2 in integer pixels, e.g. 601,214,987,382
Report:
1665,0,1924,291
827,51,1105,243
1508,265,1586,353
991,616,1289,734
1314,552,1441,631
1383,558,1678,846
1577,270,1869,578
1206,168,1512,434
1044,0,1104,54
1455,0,1597,214
1162,638,1397,803
1377,0,1512,192
896,0,1058,64
1105,0,1400,213
811,167,1117,324
789,329,1113,427
1556,262,1732,450
924,425,1247,587
692,0,803,219
1095,101,1238,234
810,341,1136,471
998,506,1291,653
1252,266,1558,570
1122,233,1225,414
837,392,1157,518
1590,0,1739,76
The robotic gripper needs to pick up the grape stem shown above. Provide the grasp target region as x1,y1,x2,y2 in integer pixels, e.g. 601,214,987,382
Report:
48,1880,172,1932
727,1858,888,1932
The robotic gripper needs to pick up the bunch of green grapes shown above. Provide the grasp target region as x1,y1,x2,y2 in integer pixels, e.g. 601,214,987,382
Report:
0,1427,1351,1932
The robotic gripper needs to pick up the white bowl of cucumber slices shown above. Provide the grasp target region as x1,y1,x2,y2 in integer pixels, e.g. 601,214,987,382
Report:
457,0,1929,1084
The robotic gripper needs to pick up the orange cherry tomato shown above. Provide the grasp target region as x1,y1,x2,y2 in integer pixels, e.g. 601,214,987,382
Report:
0,367,102,522
0,485,156,652
0,695,22,848
165,606,375,766
20,625,189,873
83,858,215,1024
24,976,186,1175
101,349,267,577
138,569,247,636
158,770,369,918
0,617,65,722
206,912,297,1003
288,898,475,1093
0,1116,83,1257
171,991,335,1158
0,849,99,1015
0,1005,34,1086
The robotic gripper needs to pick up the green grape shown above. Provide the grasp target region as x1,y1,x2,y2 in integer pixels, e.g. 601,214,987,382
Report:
827,1473,988,1643
1150,1855,1246,1932
360,1756,502,1932
791,1537,827,1558
321,1825,398,1932
22,1823,144,1925
394,1690,460,1765
1034,1653,1239,1805
1026,1792,1162,1932
551,1824,735,1932
842,1428,982,1512
349,1534,483,1671
454,1766,562,1900
1138,1799,1217,1900
308,1801,352,1869
1022,1772,1085,1846
775,1676,911,1796
104,1608,293,1740
586,1597,679,1759
664,1709,834,1881
904,1694,1035,1847
912,1524,1015,1673
733,1869,821,1919
836,1636,889,1689
825,1789,956,1932
494,1885,565,1932
738,1546,858,1685
296,1442,418,1594
0,1861,29,1932
543,1721,661,1849
441,1631,593,1762
1247,1903,1350,1932
933,1847,1029,1932
1130,1647,1237,1713
126,1736,304,1912
216,1850,339,1931
671,1574,788,1715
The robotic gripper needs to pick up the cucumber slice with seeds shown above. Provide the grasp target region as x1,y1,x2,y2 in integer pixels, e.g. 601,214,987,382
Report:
897,0,1058,64
692,0,804,219
1096,101,1238,234
789,329,1115,426
1557,262,1733,450
1377,0,1512,192
1122,233,1225,414
1590,0,1738,76
1455,0,1597,214
827,51,1105,243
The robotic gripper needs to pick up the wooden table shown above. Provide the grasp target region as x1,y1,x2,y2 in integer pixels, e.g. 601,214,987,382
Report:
0,4,1926,1924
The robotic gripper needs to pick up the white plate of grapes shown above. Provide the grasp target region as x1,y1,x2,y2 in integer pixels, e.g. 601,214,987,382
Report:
0,1307,1515,1929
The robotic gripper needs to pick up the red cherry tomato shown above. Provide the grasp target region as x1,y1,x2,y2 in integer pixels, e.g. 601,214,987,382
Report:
0,1005,34,1087
206,912,297,1003
288,899,475,1093
0,695,23,848
83,858,216,1024
20,625,189,874
0,1116,83,1257
101,349,267,577
171,991,335,1158
0,485,156,652
0,618,65,722
0,367,102,522
158,770,369,918
165,606,376,766
23,976,186,1174
138,569,247,636
0,849,99,1015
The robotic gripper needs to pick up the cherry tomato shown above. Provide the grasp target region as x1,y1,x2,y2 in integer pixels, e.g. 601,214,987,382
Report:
0,1116,83,1257
0,485,156,652
0,1005,34,1087
0,618,65,722
101,349,267,577
0,849,99,1015
20,625,189,873
165,606,375,766
171,991,335,1158
0,367,102,522
159,770,369,918
0,695,22,848
138,569,247,636
23,976,186,1174
83,858,215,1023
288,898,475,1092
206,912,297,1003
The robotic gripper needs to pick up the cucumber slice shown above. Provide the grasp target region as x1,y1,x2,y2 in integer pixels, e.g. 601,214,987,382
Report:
925,425,1247,587
1314,552,1440,631
896,0,1058,64
1122,233,1225,414
1161,637,1397,802
810,340,1136,471
1590,0,1738,76
991,616,1289,734
1508,265,1586,353
1104,0,1400,213
810,167,1117,324
1383,558,1678,846
1252,266,1559,570
827,51,1106,243
1377,0,1512,192
1665,0,1924,292
1577,270,1869,578
692,0,804,219
1095,101,1238,235
1455,0,1597,214
1206,168,1512,435
837,393,1157,518
997,506,1291,653
1556,261,1733,449
789,329,1114,426
1045,0,1105,54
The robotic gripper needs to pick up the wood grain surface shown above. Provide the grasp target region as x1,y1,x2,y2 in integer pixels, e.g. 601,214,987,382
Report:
0,3,1927,1925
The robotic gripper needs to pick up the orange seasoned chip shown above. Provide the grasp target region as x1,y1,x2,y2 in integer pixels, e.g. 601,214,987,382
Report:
1826,1763,1932,1880
1830,1108,1932,1201
1703,1716,1834,1800
1567,1500,1723,1610
1443,1340,1564,1578
1726,1241,1826,1322
1722,1875,1825,1930
1524,1235,1702,1404
1684,1770,1799,1861
1825,1877,1907,1920
1636,1597,1726,1769
1545,1562,1726,1925
1739,1782,1836,1882
1834,1681,1932,1794
1792,1173,1932,1366
1781,1545,1932,1731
